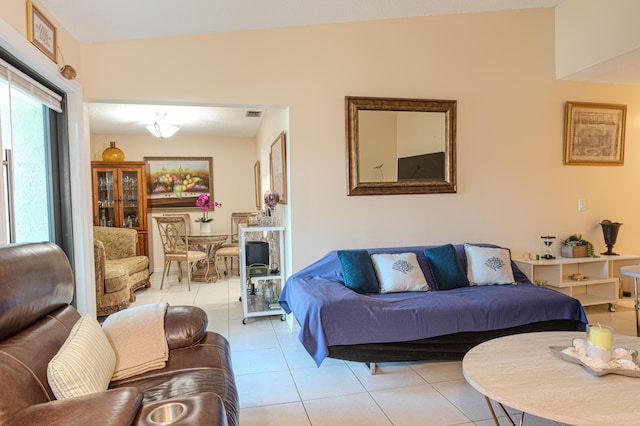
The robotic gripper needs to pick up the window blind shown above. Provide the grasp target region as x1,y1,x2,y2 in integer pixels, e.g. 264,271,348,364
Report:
0,58,62,113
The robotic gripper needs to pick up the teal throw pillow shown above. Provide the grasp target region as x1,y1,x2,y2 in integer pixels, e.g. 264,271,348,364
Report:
337,250,380,294
424,244,470,290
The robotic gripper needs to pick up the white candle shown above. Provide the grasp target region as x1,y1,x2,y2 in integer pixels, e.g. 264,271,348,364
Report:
586,323,613,362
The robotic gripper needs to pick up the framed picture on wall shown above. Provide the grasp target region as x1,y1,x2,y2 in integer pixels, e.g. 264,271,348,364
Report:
27,1,57,63
564,101,627,165
270,132,287,204
144,157,214,211
254,161,261,210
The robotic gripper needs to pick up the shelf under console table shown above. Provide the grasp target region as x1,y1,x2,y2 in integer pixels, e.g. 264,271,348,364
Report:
514,254,640,311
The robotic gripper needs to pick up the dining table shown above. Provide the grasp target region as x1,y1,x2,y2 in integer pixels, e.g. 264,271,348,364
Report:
187,231,230,283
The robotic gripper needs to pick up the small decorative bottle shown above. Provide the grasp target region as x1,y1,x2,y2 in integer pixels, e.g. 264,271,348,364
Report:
99,210,106,227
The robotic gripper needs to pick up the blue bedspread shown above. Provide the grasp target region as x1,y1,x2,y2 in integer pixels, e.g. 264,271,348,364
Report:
279,245,588,366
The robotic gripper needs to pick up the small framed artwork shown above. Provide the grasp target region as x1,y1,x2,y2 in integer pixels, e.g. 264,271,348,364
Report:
564,101,627,165
254,161,261,210
270,131,287,204
27,1,57,63
144,157,214,211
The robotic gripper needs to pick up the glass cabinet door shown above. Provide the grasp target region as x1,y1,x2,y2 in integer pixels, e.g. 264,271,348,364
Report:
119,169,143,229
95,170,116,227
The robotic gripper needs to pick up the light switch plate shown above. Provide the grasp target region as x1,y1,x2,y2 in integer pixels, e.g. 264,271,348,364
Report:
578,199,586,212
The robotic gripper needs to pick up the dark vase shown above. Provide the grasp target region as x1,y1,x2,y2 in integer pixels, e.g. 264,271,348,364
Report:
600,220,622,255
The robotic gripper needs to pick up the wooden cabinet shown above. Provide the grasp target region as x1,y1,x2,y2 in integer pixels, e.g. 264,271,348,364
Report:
91,161,149,257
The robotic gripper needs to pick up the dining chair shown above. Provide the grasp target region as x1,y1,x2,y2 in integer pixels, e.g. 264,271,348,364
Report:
216,212,259,276
154,216,208,291
162,213,192,276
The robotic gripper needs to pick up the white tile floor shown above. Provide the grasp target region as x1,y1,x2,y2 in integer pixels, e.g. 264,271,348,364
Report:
131,269,638,426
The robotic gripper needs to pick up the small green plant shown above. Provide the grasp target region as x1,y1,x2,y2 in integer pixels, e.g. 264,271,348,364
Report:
562,234,596,257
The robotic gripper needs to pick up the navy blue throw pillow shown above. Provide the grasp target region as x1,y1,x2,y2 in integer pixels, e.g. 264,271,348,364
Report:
337,250,380,294
424,244,470,290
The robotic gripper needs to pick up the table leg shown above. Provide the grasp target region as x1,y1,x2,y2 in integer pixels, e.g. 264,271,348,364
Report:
635,277,639,337
483,395,526,426
484,396,501,426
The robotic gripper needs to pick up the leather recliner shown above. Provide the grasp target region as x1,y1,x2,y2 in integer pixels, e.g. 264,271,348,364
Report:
0,242,238,425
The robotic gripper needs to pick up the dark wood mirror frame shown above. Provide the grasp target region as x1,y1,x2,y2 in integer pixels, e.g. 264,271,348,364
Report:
346,96,457,195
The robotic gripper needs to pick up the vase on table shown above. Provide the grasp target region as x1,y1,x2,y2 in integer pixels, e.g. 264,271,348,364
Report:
199,221,212,234
600,220,622,255
102,141,125,161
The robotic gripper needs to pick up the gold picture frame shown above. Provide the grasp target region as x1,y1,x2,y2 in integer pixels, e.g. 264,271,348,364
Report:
144,157,214,211
27,1,57,63
270,132,287,204
564,101,626,165
254,161,261,210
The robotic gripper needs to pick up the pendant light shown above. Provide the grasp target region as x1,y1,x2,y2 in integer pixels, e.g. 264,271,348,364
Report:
146,113,180,138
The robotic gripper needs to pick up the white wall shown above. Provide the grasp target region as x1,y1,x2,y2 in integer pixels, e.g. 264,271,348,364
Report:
79,9,640,273
556,0,640,80
254,108,292,276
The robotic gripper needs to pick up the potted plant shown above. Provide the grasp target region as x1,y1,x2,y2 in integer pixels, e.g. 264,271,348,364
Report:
194,194,221,234
561,234,594,258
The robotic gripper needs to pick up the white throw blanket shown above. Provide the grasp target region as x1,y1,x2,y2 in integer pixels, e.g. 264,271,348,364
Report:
102,302,169,381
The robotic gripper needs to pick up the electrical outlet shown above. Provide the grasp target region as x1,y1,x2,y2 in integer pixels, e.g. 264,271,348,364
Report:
577,199,586,212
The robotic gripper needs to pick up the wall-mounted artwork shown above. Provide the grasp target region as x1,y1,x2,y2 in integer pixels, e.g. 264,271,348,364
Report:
564,102,626,165
270,132,287,204
27,1,57,63
254,161,261,210
144,157,213,211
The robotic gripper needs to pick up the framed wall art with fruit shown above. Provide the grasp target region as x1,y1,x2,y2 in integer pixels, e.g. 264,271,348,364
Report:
144,157,213,211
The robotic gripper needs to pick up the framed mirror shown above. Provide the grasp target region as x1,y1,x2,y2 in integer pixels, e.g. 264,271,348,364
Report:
346,96,457,195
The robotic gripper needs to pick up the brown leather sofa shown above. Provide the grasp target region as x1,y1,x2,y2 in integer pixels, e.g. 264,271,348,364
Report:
0,242,238,426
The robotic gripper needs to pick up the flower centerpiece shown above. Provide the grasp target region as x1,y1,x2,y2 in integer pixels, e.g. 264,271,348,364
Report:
194,194,221,234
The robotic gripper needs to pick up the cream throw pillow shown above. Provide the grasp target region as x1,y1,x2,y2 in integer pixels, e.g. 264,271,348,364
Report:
47,314,116,399
371,252,430,293
464,244,515,285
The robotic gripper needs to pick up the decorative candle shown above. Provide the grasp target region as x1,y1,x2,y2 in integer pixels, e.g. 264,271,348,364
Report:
586,323,613,362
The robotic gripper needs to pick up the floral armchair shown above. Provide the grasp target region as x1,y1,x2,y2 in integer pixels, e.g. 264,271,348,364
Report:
94,227,150,316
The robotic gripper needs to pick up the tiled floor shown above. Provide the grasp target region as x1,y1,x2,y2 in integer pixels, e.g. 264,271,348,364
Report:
132,270,638,426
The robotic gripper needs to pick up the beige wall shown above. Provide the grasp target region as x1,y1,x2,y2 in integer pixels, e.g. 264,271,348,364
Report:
79,9,640,272
3,0,82,82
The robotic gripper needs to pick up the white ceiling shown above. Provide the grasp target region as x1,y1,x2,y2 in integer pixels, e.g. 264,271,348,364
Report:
68,0,563,138
88,103,273,138
41,0,564,44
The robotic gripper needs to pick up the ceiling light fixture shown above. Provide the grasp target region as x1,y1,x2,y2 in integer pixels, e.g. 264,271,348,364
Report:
146,113,180,138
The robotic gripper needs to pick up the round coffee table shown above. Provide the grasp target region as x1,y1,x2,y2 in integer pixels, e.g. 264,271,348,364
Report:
463,331,640,425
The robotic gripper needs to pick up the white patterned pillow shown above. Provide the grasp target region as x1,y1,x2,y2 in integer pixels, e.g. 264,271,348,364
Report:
464,244,515,285
47,314,116,399
371,253,430,293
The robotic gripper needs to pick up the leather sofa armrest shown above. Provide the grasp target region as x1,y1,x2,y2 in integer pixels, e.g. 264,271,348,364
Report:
135,392,228,426
10,387,143,426
165,306,208,350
